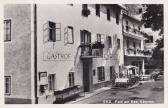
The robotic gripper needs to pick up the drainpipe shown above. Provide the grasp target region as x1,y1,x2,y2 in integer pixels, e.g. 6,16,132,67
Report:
34,4,38,104
121,11,125,65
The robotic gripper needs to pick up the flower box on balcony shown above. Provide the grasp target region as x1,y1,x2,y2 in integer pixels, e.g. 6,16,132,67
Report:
137,49,143,54
143,50,152,55
92,42,104,49
80,43,91,47
82,9,91,17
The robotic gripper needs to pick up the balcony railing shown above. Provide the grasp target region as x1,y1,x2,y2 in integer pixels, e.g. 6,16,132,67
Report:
80,42,104,58
125,26,142,35
124,48,152,57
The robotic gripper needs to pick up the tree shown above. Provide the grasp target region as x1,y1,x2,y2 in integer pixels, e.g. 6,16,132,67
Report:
142,4,163,35
142,4,164,70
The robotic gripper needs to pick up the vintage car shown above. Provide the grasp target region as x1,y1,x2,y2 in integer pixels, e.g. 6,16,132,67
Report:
115,65,140,88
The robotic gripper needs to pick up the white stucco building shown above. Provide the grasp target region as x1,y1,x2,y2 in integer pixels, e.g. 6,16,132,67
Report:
4,4,126,104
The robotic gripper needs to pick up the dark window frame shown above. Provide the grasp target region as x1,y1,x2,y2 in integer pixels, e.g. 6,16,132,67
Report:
69,72,75,87
107,8,111,21
95,4,100,17
97,34,102,43
4,19,11,42
107,36,112,48
116,11,119,24
127,40,129,48
43,21,61,43
5,76,11,95
48,74,55,91
117,38,120,49
64,26,74,45
97,66,105,81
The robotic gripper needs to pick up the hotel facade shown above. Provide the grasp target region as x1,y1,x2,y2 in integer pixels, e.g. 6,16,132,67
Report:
4,4,150,104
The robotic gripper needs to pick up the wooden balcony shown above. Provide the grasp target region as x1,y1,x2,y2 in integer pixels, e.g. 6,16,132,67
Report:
124,48,152,57
80,42,104,59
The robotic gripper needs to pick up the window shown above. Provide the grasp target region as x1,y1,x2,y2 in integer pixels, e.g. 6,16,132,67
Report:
64,26,74,45
80,30,91,44
138,8,142,14
126,21,129,32
93,69,96,76
4,20,11,41
116,11,119,24
95,4,100,16
107,36,112,48
133,42,136,49
5,76,11,95
126,20,128,25
97,34,101,43
69,72,75,87
127,40,129,48
117,39,120,49
138,26,141,31
145,36,153,43
82,4,88,9
97,66,105,81
48,74,55,91
43,21,61,43
107,8,111,21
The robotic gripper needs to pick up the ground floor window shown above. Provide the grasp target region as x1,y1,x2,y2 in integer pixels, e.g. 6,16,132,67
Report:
97,66,105,81
48,74,55,91
5,76,11,95
69,72,75,87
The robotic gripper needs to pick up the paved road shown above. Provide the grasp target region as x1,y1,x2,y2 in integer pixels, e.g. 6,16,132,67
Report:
74,76,164,104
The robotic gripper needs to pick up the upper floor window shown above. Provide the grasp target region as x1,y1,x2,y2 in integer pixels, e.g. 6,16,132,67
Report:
107,8,111,21
64,26,74,45
138,26,141,31
133,42,136,49
116,11,120,24
80,30,91,44
4,20,11,42
43,21,61,43
126,20,128,25
95,4,100,16
69,72,75,87
97,34,101,43
127,40,130,48
126,20,129,32
5,76,11,95
117,38,120,49
145,36,153,43
107,36,112,48
138,8,142,14
82,4,88,9
97,66,105,81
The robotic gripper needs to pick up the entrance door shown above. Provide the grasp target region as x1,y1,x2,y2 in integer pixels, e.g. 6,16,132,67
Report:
110,66,115,84
83,60,92,92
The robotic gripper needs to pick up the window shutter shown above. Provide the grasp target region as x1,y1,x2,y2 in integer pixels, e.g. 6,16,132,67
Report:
64,27,68,45
67,26,74,44
56,23,61,41
43,22,49,43
80,30,84,44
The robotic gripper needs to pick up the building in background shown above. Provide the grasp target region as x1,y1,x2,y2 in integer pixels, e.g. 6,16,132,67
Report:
122,12,152,75
4,4,126,104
